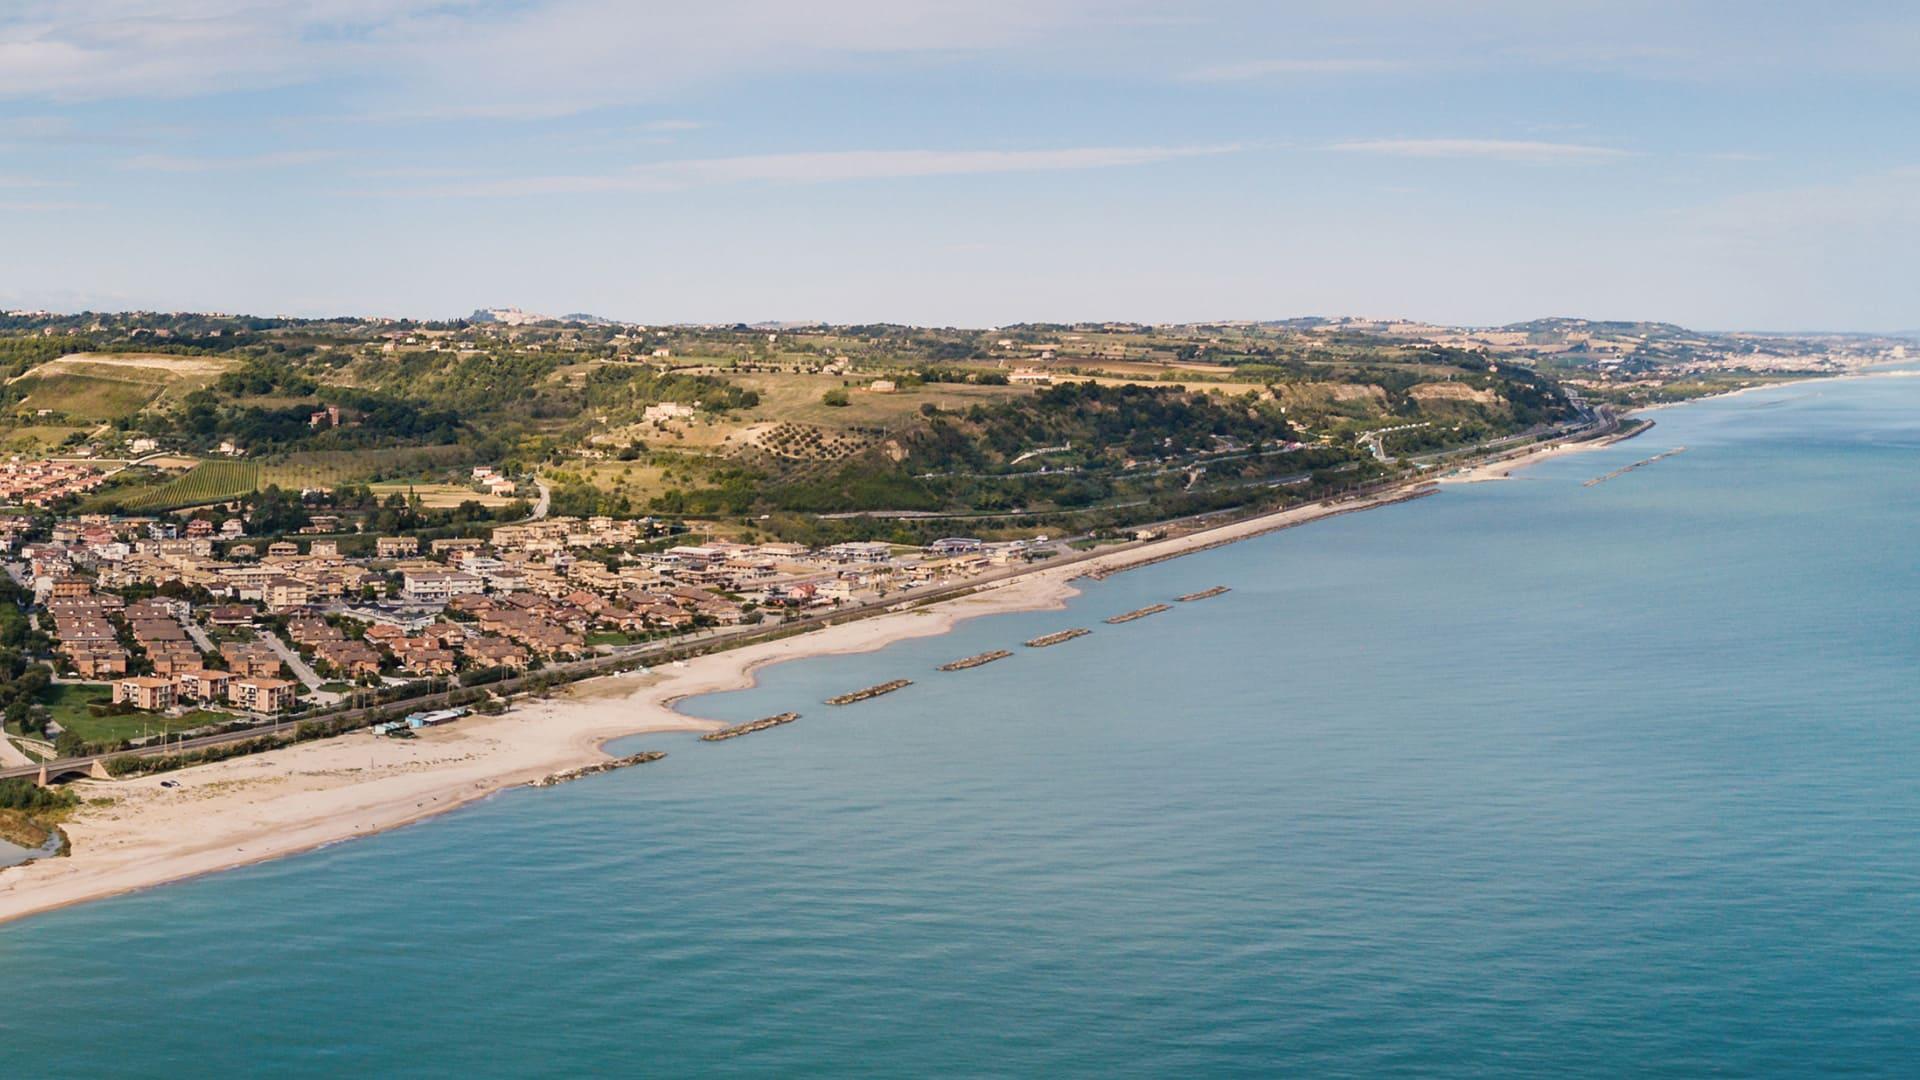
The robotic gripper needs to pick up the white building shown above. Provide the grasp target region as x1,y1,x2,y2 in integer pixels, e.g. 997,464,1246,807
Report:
643,402,697,423
401,569,485,603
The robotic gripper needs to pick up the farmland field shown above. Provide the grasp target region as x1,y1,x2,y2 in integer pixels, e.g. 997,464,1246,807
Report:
118,460,261,511
7,352,236,421
257,445,476,490
0,424,92,451
367,481,513,508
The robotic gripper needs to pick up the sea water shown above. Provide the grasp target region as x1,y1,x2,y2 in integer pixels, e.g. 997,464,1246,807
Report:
1,375,1916,1076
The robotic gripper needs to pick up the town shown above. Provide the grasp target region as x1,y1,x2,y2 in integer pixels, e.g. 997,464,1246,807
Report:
0,475,1049,768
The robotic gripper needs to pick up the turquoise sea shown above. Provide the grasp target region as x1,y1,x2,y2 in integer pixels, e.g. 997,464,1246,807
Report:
2,376,1917,1076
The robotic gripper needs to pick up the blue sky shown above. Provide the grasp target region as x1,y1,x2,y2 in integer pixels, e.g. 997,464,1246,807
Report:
2,1,1916,330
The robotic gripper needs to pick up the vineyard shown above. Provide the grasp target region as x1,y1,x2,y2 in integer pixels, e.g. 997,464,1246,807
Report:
257,445,475,490
117,461,261,511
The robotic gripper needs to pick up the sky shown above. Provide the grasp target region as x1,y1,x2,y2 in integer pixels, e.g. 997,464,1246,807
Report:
1,1,1916,331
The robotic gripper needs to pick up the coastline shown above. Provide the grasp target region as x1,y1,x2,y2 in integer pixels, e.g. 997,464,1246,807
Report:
13,368,1888,927
0,483,1429,926
1441,366,1912,485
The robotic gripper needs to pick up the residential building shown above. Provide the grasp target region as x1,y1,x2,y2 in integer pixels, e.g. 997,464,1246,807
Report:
112,675,176,711
402,569,484,603
228,677,297,713
173,668,232,703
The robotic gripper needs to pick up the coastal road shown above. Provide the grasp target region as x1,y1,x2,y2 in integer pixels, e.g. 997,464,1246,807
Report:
1357,422,1431,464
3,408,1629,785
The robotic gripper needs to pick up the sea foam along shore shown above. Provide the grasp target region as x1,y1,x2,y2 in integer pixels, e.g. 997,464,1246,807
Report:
0,478,1511,928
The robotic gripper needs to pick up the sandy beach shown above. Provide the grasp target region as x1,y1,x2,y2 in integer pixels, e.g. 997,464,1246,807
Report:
22,357,1900,924
21,371,1908,928
1439,429,1634,484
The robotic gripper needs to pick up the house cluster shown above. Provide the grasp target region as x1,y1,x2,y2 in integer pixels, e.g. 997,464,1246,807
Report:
0,459,110,507
14,484,1053,727
469,466,519,499
286,612,531,680
49,584,298,715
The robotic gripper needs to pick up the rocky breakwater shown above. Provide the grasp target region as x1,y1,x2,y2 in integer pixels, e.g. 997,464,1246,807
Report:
530,752,667,787
825,680,913,706
939,650,1012,672
700,712,800,742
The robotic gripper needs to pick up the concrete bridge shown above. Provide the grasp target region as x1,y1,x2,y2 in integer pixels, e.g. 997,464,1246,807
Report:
0,757,113,786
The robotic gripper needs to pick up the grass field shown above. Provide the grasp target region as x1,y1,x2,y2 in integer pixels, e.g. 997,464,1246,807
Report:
94,446,487,511
118,460,261,511
731,373,1030,430
12,371,160,421
45,683,220,744
0,424,92,450
257,445,476,490
367,481,513,508
8,353,236,422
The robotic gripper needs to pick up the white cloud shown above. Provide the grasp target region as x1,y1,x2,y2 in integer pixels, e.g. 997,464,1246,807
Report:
1185,58,1405,81
413,144,1238,197
121,149,341,172
1329,138,1635,163
0,0,1110,107
1690,168,1920,236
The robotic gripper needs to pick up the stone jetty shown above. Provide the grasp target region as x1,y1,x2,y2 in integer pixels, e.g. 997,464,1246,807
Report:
825,680,913,705
1584,447,1687,488
700,712,800,742
530,751,667,787
1104,604,1171,624
939,650,1012,672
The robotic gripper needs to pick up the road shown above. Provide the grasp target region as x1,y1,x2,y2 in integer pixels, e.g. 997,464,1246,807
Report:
0,734,34,768
0,470,1432,784
179,614,216,654
531,479,551,519
256,630,341,705
1357,422,1431,464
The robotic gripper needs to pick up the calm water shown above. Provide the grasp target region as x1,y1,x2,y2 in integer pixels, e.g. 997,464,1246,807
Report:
3,376,1917,1077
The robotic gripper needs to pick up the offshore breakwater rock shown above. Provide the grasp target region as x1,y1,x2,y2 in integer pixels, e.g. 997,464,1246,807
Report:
700,712,800,742
939,650,1012,672
825,680,913,706
530,751,667,788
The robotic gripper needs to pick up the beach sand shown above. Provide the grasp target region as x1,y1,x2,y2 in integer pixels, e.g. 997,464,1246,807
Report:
1438,434,1627,484
0,481,1519,925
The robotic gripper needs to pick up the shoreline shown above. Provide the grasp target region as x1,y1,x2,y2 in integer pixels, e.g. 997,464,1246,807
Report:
1440,366,1912,485
6,371,1880,927
0,483,1425,926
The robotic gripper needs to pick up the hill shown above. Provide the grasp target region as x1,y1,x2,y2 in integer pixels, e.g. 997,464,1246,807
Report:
0,309,1898,537
7,352,237,422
